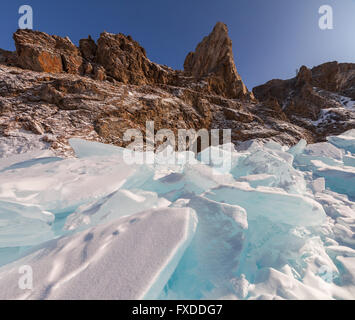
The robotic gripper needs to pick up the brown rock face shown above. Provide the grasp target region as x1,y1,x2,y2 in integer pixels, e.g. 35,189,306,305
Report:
184,22,252,100
0,24,353,156
311,61,340,92
13,29,83,74
253,61,355,139
95,32,170,85
255,62,355,104
7,24,253,101
296,65,312,87
310,62,355,99
79,36,97,61
0,60,313,158
0,49,17,66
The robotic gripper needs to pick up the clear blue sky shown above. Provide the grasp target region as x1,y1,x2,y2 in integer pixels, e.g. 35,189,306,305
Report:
0,0,354,89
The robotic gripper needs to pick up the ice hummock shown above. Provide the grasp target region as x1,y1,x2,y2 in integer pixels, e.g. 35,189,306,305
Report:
0,130,354,300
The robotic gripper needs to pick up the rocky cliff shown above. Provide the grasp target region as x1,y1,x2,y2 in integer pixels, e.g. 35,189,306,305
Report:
253,62,355,141
184,22,252,99
0,22,354,157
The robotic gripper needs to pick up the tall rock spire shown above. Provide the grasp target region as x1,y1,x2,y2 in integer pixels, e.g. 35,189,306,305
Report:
184,22,253,100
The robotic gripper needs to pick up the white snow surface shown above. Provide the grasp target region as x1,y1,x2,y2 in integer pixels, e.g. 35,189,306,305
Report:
0,130,354,300
0,207,197,300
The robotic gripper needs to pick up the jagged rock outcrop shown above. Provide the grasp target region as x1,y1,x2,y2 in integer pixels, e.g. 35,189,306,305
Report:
253,62,355,139
0,61,312,157
312,62,355,98
254,62,355,107
79,36,97,61
13,29,83,74
95,32,172,85
6,24,254,101
184,22,252,100
0,24,354,157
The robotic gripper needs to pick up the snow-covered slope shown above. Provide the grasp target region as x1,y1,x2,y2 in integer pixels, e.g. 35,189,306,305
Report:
0,131,354,300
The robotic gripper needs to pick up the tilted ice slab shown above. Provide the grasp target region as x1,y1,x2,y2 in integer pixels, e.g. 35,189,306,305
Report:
311,160,355,200
0,200,54,248
293,142,344,169
327,129,355,153
230,143,306,194
0,155,136,212
64,189,171,231
344,154,355,167
0,149,57,172
126,163,235,202
160,196,248,299
0,207,197,300
315,190,355,219
204,184,326,227
201,184,332,294
69,138,127,158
